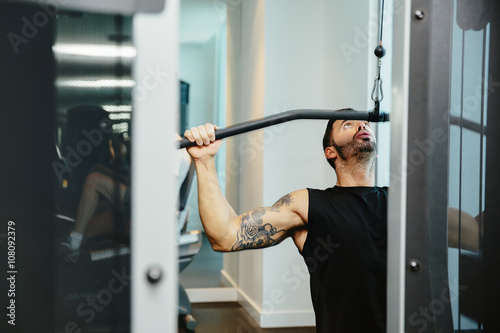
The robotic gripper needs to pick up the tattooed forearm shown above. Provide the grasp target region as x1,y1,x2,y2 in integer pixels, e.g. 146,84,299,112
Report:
231,207,285,251
272,194,293,209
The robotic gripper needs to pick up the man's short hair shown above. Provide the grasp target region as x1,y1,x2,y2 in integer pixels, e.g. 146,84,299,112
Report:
323,118,337,170
322,108,354,170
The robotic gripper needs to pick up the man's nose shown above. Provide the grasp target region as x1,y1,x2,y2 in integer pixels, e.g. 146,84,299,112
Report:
357,122,366,131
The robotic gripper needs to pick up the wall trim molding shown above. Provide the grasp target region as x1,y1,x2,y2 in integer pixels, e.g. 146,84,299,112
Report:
237,286,316,328
185,287,238,303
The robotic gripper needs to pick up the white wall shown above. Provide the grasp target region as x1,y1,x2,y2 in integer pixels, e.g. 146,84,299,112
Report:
233,0,267,314
261,0,331,326
179,37,217,129
226,0,386,328
223,1,244,287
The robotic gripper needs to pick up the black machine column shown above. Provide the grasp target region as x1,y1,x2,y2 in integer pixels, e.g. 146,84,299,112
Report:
404,0,454,332
483,1,500,331
0,3,56,333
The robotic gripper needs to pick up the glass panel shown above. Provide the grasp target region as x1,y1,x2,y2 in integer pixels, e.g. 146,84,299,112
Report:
52,11,133,332
448,0,489,331
178,0,229,291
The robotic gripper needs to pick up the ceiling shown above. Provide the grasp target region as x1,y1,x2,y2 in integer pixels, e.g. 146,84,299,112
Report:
179,0,227,44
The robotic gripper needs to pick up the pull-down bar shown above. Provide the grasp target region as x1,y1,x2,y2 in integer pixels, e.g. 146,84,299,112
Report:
178,108,389,149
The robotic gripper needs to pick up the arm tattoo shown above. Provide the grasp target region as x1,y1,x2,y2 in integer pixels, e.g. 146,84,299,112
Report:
231,207,286,251
272,193,294,209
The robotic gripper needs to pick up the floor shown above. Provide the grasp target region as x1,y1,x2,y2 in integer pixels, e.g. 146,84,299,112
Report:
178,303,316,333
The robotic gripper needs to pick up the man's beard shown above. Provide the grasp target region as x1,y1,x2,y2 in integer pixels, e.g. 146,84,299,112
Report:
332,137,377,165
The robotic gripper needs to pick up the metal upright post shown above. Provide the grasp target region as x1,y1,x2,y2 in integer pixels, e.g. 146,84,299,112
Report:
389,0,455,332
132,0,179,332
404,1,454,332
387,1,411,331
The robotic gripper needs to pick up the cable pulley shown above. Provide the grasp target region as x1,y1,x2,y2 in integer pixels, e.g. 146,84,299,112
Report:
371,0,386,116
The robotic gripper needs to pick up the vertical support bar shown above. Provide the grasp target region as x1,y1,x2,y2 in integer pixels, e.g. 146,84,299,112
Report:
390,0,455,332
131,0,179,332
387,0,411,331
404,0,454,332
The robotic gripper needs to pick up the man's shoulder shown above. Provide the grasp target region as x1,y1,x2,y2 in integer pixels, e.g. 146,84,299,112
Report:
273,189,309,210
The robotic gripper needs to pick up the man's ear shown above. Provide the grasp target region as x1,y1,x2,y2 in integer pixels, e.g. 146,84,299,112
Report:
325,146,337,161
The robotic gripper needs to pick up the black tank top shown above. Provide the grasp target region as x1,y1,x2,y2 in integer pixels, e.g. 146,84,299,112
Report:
301,186,388,333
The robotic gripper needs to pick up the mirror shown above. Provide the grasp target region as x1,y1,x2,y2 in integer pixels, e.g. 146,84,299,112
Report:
52,11,133,332
447,0,490,330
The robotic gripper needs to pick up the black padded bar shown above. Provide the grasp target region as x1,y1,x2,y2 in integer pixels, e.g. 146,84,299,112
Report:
178,109,389,149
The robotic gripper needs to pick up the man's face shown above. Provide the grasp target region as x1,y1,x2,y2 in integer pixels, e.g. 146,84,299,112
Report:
329,120,377,162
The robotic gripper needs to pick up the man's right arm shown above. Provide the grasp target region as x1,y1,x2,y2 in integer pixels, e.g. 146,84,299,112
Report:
184,124,308,252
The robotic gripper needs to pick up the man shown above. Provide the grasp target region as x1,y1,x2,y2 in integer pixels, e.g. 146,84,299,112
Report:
184,118,387,332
